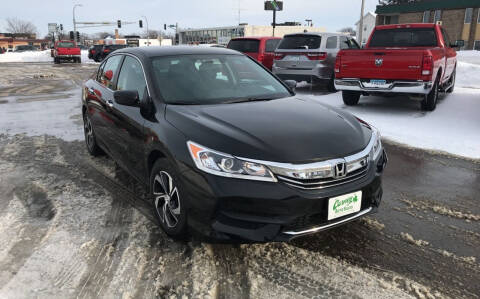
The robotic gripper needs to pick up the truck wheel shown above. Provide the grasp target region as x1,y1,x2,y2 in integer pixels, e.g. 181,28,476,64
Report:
342,91,360,106
54,57,59,64
421,78,439,111
327,76,337,93
446,68,455,93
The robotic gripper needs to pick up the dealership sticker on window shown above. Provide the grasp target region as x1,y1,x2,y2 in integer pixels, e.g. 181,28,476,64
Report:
328,191,362,220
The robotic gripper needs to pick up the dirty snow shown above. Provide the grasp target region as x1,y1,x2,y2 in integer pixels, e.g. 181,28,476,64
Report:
301,50,480,160
0,50,95,64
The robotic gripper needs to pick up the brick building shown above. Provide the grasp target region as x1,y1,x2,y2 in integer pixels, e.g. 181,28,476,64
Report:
375,0,480,50
0,33,49,51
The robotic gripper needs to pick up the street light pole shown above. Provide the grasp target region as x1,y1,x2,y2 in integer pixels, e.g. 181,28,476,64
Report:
73,4,82,44
358,0,365,46
142,15,149,46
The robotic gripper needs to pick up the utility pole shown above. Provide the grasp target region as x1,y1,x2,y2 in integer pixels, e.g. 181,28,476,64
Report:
358,0,365,46
142,15,149,46
73,4,82,44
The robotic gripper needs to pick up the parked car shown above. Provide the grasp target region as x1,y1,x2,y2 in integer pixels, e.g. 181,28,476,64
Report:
82,46,387,242
53,41,81,63
88,45,104,61
14,45,37,52
227,37,282,70
97,44,128,62
334,23,461,111
273,33,358,91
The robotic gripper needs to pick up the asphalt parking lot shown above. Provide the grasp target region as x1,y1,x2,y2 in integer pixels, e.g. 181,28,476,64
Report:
0,62,479,299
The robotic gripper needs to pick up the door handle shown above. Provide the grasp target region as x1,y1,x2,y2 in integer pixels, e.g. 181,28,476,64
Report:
106,99,114,108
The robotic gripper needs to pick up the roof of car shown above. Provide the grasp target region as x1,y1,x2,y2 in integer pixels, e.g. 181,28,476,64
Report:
114,46,241,57
230,36,282,41
284,32,348,37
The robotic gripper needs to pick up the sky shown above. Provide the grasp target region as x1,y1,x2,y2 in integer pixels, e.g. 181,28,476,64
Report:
0,0,379,37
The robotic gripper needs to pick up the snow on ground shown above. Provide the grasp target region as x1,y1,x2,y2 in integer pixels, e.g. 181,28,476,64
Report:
303,50,480,160
0,50,95,64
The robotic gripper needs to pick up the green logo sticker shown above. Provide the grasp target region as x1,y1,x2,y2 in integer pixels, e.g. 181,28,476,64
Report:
333,195,358,214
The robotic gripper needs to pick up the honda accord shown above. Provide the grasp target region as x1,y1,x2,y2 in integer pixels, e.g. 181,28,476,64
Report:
82,46,387,242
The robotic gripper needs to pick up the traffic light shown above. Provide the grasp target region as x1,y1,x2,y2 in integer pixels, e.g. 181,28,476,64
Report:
76,31,80,41
69,31,74,40
60,24,63,31
117,20,121,28
164,24,167,30
139,20,143,28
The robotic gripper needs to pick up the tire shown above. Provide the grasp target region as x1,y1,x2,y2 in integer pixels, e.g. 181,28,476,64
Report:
446,68,455,93
54,57,59,64
150,158,188,239
327,76,337,93
83,112,104,156
421,77,439,111
342,91,361,106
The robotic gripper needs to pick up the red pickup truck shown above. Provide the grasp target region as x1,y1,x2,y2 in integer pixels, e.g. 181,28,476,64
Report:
53,41,81,64
334,24,463,111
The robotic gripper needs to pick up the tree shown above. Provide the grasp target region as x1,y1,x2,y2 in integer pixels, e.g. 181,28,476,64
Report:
339,27,356,36
5,18,37,35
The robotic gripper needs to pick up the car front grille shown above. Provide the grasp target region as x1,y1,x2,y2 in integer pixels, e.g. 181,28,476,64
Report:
277,163,369,190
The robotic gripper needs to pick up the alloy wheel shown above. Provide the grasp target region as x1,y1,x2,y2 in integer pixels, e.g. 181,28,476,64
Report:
153,171,181,228
84,115,94,150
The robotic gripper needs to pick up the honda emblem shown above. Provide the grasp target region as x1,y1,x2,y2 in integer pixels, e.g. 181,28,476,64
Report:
335,162,347,178
375,58,383,67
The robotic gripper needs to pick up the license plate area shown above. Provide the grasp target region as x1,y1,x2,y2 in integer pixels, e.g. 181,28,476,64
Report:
328,191,362,221
363,79,391,89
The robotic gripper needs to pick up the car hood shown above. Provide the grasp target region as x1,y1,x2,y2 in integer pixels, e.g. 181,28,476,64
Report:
166,96,371,163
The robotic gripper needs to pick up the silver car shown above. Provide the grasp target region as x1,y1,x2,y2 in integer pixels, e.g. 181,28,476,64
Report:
272,32,359,91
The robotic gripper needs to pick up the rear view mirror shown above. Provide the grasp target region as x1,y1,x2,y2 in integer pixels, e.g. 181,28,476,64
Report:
284,80,297,90
451,40,465,48
114,90,139,106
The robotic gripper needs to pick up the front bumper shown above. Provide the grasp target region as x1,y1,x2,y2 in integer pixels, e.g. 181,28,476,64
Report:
335,78,433,94
180,149,387,242
57,55,81,58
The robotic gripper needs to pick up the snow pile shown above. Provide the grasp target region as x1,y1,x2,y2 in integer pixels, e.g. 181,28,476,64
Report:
457,50,480,65
0,50,96,64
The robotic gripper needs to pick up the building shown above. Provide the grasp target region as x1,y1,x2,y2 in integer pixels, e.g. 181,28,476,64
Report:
355,12,377,45
178,24,326,45
0,33,49,51
375,0,480,50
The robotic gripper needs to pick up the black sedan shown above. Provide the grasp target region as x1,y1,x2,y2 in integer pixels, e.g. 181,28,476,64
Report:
82,46,387,242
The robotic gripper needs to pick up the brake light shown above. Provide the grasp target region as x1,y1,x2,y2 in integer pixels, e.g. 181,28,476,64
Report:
307,52,327,61
104,49,110,53
422,55,433,76
274,53,285,60
91,50,95,54
335,54,342,73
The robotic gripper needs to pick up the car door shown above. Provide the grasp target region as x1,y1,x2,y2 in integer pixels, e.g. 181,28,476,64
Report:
441,28,456,81
264,39,281,70
108,55,149,180
90,55,124,155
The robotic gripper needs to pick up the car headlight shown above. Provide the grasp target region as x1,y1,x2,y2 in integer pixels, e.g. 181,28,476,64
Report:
370,127,383,161
187,141,277,182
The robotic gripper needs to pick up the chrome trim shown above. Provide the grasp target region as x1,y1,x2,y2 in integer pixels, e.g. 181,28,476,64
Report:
335,78,433,94
283,207,373,235
238,129,378,180
279,169,368,190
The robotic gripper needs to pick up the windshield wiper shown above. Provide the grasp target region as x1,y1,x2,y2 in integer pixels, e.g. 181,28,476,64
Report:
223,97,275,104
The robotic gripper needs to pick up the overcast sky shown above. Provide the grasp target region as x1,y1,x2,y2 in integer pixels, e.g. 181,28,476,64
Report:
0,0,379,36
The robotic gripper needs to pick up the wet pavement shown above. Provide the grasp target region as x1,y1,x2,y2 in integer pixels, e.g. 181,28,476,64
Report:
0,62,478,298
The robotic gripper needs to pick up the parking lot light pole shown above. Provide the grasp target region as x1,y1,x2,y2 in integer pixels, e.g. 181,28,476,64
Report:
73,4,83,44
358,0,365,46
142,15,149,46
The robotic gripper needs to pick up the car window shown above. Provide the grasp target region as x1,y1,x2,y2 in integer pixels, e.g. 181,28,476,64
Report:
369,28,437,47
277,35,322,50
441,28,451,46
151,54,291,105
227,40,260,53
340,36,360,49
96,61,106,82
265,39,281,52
100,55,123,89
117,56,147,100
326,36,338,49
57,42,75,48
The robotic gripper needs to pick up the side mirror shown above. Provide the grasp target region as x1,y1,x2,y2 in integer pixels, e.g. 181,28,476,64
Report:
451,40,465,48
114,90,139,106
284,80,297,90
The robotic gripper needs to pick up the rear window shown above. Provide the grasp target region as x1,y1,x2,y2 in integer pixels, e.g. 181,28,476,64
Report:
369,28,438,47
277,35,321,50
58,42,75,48
265,39,281,52
227,39,260,53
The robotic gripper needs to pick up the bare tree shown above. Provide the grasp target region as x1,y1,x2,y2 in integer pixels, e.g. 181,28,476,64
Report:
5,18,37,35
339,27,356,36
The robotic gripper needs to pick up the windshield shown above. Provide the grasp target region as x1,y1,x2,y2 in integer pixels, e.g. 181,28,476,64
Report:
227,39,260,53
151,54,291,105
58,42,75,48
369,28,438,47
277,35,321,50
